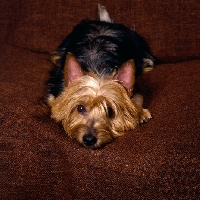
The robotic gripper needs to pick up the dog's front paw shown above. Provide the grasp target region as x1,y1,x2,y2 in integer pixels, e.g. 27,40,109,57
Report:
139,109,152,123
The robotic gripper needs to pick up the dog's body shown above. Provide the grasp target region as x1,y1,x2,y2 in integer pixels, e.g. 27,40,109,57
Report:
47,5,154,148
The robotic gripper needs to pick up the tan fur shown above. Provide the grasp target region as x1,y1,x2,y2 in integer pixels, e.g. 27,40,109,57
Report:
48,73,151,148
50,51,62,66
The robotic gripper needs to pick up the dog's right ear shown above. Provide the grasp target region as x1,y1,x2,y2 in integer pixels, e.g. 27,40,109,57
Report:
64,53,84,86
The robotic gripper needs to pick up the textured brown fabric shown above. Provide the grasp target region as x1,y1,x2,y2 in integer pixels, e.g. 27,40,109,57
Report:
0,0,200,199
4,0,200,62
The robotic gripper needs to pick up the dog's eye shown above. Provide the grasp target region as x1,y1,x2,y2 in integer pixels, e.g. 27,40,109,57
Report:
107,107,114,118
77,105,87,114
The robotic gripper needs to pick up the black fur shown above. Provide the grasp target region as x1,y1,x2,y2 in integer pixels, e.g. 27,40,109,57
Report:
47,20,154,97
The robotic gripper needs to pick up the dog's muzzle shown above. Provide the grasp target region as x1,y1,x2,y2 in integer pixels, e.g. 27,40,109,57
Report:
83,134,97,146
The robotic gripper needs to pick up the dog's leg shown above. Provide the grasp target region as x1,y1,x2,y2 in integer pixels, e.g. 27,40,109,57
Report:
131,94,152,123
143,58,154,73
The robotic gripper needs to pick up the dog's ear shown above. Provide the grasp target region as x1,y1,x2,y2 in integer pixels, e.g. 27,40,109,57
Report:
64,53,84,86
114,60,135,96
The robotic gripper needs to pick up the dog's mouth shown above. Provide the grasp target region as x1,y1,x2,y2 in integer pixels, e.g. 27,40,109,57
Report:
68,122,115,148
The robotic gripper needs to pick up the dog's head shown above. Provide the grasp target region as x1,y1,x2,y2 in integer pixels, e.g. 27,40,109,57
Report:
48,53,140,148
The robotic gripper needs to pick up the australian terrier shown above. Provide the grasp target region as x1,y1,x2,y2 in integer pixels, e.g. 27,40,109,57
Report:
47,4,155,148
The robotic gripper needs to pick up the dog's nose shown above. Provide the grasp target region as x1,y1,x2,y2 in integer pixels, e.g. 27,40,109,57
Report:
83,134,97,146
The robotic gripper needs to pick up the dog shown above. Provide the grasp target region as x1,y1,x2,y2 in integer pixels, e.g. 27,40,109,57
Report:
47,4,155,148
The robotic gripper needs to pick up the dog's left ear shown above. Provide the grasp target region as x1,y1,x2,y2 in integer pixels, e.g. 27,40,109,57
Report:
64,53,84,86
114,60,135,96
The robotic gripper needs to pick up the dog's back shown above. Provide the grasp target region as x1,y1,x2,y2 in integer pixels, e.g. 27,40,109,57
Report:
54,20,151,75
49,4,154,97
